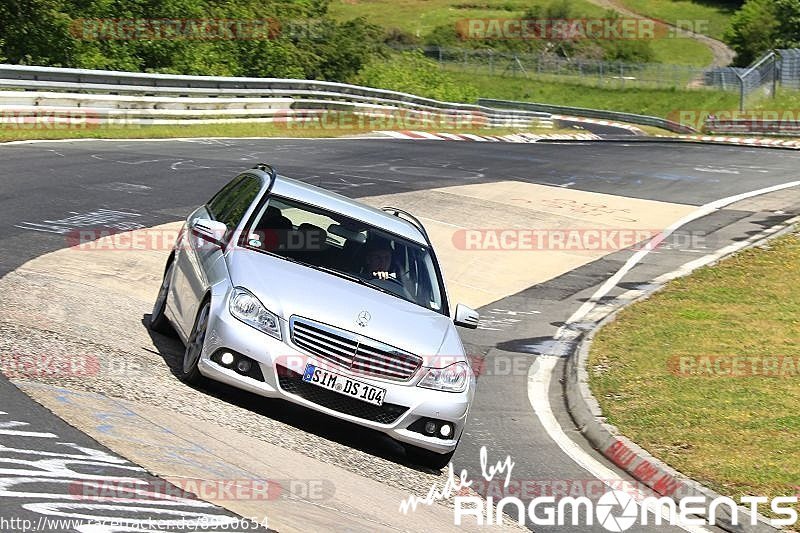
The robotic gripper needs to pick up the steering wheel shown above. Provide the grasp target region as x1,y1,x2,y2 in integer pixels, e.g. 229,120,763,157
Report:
369,274,404,288
369,275,414,300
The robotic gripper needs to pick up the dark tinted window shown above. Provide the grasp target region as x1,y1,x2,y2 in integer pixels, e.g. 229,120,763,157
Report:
207,175,246,221
222,177,261,229
207,175,262,243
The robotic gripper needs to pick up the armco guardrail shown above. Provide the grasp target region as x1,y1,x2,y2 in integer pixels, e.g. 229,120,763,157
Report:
0,64,550,128
478,98,697,134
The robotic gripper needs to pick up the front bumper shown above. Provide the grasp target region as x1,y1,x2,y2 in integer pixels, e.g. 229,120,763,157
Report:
197,302,473,454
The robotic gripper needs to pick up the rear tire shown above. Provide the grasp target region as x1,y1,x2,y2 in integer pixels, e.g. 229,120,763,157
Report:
149,261,175,335
179,300,210,385
405,445,456,470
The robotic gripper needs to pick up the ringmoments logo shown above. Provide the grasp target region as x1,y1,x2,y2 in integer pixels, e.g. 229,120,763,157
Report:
398,447,798,529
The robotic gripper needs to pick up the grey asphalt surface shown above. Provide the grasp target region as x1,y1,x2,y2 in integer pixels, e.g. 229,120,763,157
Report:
554,119,640,136
0,373,271,532
1,137,799,531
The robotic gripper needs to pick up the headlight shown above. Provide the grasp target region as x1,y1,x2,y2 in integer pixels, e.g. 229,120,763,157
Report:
229,287,281,340
418,362,469,393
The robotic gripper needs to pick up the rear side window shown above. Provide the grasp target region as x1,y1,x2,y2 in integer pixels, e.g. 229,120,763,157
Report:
207,174,262,242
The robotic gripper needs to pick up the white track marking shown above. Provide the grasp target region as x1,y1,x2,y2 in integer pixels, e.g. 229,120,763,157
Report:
563,179,800,329
378,131,416,140
528,179,800,532
405,131,445,140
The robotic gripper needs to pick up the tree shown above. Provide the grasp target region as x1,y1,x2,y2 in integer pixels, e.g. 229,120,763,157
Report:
773,0,800,49
0,0,386,80
723,0,800,66
0,0,76,66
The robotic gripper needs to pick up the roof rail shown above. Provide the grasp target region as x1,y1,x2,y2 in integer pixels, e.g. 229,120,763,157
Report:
381,206,431,246
252,163,278,194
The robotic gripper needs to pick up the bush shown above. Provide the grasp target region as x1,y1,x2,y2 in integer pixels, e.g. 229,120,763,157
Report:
0,0,385,81
725,0,800,66
724,0,779,65
352,51,479,103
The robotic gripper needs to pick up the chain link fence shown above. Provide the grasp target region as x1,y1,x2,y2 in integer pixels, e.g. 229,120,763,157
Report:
391,45,709,90
389,45,800,106
704,50,784,110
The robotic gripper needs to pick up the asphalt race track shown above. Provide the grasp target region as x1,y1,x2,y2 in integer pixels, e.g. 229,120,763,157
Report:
1,137,799,532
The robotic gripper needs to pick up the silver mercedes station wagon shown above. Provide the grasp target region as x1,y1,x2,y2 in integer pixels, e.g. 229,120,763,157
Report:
150,164,479,468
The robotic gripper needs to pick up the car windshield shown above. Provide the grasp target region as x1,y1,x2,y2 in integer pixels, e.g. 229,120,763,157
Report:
241,195,445,313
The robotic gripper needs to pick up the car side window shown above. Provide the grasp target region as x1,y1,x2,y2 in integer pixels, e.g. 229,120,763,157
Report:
222,177,261,230
207,175,246,221
207,175,262,243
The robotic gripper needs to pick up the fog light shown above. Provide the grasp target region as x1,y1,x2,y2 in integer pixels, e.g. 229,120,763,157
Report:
220,352,235,366
440,424,453,438
424,421,437,435
236,359,252,374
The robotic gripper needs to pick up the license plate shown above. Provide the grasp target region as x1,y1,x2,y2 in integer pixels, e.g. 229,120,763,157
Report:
302,364,386,406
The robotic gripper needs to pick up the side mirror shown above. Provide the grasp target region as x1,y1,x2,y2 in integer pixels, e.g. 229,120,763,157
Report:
453,303,479,329
191,218,227,246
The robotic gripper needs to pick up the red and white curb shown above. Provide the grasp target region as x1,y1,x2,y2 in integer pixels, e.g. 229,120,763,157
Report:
375,130,600,142
672,134,800,149
552,115,646,135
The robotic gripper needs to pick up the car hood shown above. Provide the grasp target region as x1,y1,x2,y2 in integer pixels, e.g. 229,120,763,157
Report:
227,248,456,358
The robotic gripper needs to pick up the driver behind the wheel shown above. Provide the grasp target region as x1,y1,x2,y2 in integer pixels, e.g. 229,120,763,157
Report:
363,237,395,280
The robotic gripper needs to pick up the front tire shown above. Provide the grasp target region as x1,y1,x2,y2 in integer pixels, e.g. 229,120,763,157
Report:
149,261,175,335
180,300,210,385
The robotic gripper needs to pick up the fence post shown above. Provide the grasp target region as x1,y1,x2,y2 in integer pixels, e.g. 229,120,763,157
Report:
772,50,778,99
738,73,745,112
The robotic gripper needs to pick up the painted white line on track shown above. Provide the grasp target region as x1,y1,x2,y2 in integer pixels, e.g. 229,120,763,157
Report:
528,178,800,532
378,131,417,140
406,131,445,140
0,429,58,438
460,134,489,142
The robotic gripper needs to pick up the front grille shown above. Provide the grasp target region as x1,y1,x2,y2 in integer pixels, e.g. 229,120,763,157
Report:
290,317,422,381
277,367,408,424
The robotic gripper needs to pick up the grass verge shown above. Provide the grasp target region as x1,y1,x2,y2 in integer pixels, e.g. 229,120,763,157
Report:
617,0,735,41
331,0,712,66
589,231,800,506
329,0,607,37
452,70,740,117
